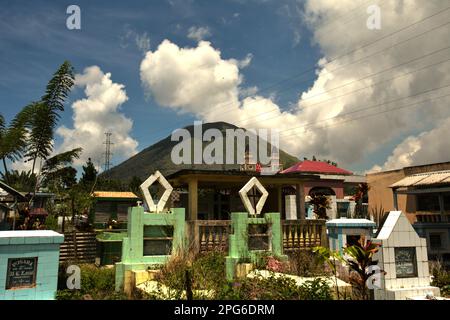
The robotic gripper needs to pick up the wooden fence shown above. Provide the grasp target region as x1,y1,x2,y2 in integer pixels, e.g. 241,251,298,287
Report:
187,219,327,253
59,232,97,264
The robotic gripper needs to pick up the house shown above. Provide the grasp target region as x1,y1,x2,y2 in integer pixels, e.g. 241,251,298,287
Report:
280,160,367,218
166,169,320,220
0,180,27,230
91,191,141,228
367,161,450,265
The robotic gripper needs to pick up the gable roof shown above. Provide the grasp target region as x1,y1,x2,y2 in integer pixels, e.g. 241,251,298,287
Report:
376,211,418,239
280,160,353,175
0,180,27,202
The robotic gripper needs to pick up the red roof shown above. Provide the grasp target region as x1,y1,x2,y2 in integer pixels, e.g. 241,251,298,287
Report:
281,160,353,175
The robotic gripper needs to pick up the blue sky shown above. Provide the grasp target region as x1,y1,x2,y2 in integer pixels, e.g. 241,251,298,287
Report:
1,0,449,174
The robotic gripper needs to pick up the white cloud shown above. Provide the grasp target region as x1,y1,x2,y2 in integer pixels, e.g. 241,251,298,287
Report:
371,117,450,171
119,25,150,54
187,26,211,42
56,66,138,169
140,1,450,171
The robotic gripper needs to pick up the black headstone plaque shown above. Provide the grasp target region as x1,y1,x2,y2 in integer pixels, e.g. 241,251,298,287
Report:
6,257,38,289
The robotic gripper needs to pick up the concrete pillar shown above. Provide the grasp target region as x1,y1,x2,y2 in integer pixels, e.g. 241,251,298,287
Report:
296,183,306,220
188,178,198,220
392,189,398,210
285,195,297,220
277,185,282,216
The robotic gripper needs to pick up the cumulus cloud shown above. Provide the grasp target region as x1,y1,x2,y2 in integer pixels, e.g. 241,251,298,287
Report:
56,66,138,168
187,26,211,42
370,117,450,172
140,1,450,171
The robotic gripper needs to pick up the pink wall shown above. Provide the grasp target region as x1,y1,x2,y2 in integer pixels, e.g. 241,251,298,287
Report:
304,180,345,199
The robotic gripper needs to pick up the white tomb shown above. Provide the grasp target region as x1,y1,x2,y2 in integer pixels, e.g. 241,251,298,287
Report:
372,211,440,300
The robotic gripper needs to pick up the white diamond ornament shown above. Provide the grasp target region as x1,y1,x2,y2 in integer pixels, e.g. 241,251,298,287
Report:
239,177,268,216
140,170,173,213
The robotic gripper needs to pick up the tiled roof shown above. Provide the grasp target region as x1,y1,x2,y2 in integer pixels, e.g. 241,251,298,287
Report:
281,160,353,175
92,191,139,199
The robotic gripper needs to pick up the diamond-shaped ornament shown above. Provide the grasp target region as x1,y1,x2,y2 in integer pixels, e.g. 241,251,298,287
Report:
239,177,268,216
140,170,173,213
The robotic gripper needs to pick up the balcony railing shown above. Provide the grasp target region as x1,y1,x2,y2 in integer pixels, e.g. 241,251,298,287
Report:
415,213,450,223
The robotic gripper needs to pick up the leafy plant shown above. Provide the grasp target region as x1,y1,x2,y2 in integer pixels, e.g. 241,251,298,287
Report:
298,278,333,300
343,240,381,300
430,260,450,297
309,194,331,219
56,264,128,300
313,246,345,299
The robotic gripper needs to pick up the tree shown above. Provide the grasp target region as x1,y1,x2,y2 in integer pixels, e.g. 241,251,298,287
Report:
39,148,82,191
0,170,37,193
309,194,331,219
0,107,32,179
129,176,142,196
79,158,98,191
25,61,75,174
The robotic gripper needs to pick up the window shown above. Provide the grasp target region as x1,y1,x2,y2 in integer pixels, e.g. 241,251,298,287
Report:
143,226,174,256
395,247,418,278
417,194,440,212
443,193,450,211
248,224,269,251
429,234,442,249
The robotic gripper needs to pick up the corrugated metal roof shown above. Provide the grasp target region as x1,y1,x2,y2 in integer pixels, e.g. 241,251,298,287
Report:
92,191,139,199
390,170,450,188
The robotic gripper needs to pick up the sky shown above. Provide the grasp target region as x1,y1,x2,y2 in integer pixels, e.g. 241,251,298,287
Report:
1,0,449,175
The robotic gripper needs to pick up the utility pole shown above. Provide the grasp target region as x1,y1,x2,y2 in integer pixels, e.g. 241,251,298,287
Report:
103,132,114,175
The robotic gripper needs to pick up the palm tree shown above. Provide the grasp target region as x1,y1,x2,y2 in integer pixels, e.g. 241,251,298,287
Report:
25,61,75,174
0,107,32,180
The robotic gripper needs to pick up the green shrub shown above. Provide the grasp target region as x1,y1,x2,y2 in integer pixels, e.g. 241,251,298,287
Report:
151,250,228,300
217,273,300,300
287,250,327,277
431,261,450,297
298,278,333,300
56,264,127,300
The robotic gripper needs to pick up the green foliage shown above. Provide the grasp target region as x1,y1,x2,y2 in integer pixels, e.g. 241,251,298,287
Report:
287,250,327,277
218,273,333,300
56,264,128,300
151,251,228,300
309,194,331,219
44,214,58,231
40,148,82,190
430,261,450,297
129,176,143,197
79,158,98,191
26,61,75,172
342,241,381,300
298,278,334,300
0,170,37,193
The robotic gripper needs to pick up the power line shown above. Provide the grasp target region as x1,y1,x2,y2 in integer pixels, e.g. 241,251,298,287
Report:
279,87,450,139
145,5,450,140
197,5,450,118
238,45,450,127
